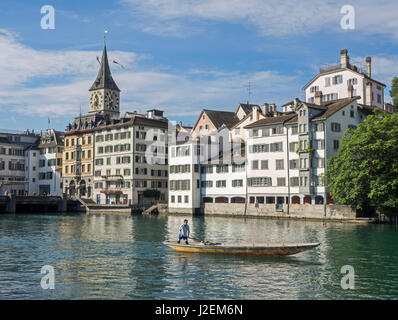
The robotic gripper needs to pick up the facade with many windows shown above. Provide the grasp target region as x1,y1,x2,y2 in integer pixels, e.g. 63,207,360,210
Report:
93,111,169,205
245,96,372,205
303,49,386,110
0,131,39,196
63,118,99,199
36,129,64,196
168,96,374,213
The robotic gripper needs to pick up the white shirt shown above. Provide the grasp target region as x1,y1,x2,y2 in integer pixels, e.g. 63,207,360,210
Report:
179,224,190,237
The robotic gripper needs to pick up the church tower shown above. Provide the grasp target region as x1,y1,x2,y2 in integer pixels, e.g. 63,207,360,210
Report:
89,44,120,119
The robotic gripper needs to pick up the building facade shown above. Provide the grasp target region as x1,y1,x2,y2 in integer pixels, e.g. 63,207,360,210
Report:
168,95,374,213
245,97,371,205
37,129,64,196
0,130,39,196
92,111,169,206
303,49,386,109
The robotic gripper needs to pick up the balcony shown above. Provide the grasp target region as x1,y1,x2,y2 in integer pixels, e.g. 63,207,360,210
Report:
101,174,123,180
100,189,122,195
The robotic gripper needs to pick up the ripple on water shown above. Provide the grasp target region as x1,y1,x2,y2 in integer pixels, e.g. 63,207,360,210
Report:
0,213,398,299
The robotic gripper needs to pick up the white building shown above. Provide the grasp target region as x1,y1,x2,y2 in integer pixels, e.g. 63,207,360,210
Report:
0,130,39,196
37,129,64,196
25,146,40,196
303,49,386,110
168,103,273,213
168,140,201,214
93,110,169,206
245,96,372,205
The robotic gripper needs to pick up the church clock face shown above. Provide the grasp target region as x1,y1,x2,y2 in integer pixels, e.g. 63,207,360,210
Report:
105,92,114,110
90,92,104,110
105,91,119,111
94,94,99,107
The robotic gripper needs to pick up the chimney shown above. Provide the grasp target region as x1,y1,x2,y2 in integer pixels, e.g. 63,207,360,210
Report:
366,57,372,78
366,82,373,106
252,106,259,120
262,103,269,115
347,84,354,98
269,104,277,116
340,49,349,68
315,91,323,105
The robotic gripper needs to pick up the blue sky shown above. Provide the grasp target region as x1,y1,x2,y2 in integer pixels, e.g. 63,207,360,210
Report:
1,0,398,132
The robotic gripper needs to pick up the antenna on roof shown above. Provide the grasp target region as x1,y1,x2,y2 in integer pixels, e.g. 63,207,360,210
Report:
247,81,252,105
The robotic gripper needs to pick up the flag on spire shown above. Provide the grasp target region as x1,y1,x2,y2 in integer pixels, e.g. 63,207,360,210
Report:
113,60,125,70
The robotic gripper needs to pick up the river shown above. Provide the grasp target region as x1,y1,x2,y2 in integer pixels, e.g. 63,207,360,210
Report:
0,213,397,299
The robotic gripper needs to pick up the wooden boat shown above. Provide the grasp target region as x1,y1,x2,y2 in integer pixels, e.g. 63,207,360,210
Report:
163,241,320,256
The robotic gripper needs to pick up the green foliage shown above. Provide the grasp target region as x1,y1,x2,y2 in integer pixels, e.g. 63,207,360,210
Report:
327,111,398,214
390,77,398,111
143,189,161,198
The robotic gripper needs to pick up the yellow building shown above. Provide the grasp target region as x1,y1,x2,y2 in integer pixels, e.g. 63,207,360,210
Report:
63,127,96,198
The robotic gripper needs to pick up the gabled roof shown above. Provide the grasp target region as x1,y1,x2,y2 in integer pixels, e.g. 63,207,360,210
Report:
201,109,240,130
89,45,120,92
312,97,360,120
245,97,362,128
244,112,297,129
236,103,260,115
302,66,386,90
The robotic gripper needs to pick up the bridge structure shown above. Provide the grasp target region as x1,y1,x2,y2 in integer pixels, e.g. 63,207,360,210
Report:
0,195,83,214
0,195,166,215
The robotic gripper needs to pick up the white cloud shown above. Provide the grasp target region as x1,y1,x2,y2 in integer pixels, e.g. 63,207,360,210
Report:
0,29,139,89
0,29,300,121
2,26,396,128
120,0,398,39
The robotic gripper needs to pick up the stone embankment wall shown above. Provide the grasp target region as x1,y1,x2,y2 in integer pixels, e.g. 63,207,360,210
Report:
167,203,357,221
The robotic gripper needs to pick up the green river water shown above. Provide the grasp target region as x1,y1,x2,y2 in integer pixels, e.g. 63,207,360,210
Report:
0,213,397,299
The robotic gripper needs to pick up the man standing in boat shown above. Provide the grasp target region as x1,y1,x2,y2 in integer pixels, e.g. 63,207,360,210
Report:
177,219,190,244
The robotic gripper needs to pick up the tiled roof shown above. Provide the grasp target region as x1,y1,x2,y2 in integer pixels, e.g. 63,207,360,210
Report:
203,109,240,130
133,116,169,129
244,112,296,128
312,97,360,120
303,66,386,90
245,97,362,127
237,103,260,115
94,115,168,130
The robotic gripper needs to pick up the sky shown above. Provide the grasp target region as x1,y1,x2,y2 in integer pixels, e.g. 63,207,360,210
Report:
1,0,398,132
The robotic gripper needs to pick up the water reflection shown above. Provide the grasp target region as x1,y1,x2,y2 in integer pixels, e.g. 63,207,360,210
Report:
0,213,397,299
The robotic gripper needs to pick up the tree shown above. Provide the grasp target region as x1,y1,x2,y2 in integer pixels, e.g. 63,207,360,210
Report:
327,111,398,214
390,77,398,111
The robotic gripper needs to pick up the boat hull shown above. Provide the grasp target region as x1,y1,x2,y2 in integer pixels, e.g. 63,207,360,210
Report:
163,241,320,256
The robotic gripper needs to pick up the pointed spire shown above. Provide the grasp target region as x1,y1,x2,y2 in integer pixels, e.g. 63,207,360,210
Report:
89,44,120,92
